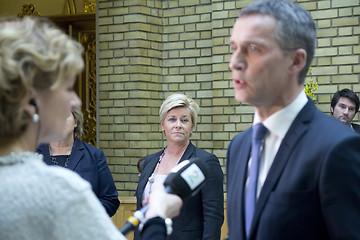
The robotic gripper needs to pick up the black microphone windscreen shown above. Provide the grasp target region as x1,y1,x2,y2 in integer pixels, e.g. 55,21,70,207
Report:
163,158,208,199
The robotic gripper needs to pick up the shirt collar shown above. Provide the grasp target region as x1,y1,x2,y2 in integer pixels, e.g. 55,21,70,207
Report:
254,91,308,139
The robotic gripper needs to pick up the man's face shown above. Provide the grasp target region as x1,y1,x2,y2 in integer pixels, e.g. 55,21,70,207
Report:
229,14,295,108
331,97,357,126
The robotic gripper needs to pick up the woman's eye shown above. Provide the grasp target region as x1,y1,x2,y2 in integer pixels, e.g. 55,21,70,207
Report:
168,118,176,121
182,119,189,123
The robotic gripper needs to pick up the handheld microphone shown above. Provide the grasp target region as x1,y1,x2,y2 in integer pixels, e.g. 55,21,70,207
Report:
119,157,209,235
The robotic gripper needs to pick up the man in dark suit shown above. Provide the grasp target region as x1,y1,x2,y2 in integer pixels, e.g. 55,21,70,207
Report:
331,88,360,133
226,0,360,239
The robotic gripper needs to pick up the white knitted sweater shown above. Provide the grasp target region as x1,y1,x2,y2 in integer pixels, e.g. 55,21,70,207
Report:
0,152,126,240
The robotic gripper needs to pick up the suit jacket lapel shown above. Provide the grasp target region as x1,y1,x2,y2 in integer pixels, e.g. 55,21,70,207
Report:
137,150,163,206
238,131,253,236
67,139,83,170
250,101,315,237
180,142,195,162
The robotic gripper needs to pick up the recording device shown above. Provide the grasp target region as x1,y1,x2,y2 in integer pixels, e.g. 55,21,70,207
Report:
119,157,209,235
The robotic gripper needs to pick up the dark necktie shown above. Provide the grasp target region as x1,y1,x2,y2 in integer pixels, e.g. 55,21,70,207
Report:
245,123,268,236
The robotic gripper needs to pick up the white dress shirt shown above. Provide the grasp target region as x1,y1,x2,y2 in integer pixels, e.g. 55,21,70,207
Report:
252,91,308,198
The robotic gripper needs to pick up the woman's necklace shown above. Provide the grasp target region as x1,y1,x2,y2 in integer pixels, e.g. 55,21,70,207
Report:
49,144,73,168
148,148,166,184
50,155,70,168
147,145,187,193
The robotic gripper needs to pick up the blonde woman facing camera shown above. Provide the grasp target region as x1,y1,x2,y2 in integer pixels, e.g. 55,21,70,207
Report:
135,94,224,240
0,17,181,240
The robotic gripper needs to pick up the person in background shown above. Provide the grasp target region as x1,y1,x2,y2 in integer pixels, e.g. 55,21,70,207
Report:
0,16,182,240
137,156,145,178
37,108,120,216
135,93,224,240
226,0,360,239
330,88,360,133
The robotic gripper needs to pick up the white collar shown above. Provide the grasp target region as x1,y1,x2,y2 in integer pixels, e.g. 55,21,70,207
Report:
254,91,308,139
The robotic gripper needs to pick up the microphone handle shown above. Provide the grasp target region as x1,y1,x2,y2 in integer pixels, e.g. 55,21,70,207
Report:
119,207,147,235
119,185,175,235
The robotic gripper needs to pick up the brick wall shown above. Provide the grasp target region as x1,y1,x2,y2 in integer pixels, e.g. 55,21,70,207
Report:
97,0,360,196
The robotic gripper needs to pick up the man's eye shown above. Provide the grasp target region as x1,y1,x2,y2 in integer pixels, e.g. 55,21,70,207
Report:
249,45,258,52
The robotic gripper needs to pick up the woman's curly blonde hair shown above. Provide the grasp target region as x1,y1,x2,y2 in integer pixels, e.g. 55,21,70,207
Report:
0,17,84,139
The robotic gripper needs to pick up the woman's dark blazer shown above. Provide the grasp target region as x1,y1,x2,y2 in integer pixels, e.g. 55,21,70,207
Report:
36,139,120,217
134,142,224,240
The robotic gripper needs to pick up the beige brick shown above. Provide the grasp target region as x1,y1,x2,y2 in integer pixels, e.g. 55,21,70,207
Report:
332,56,359,65
339,46,353,55
339,8,353,17
179,49,201,58
312,66,338,75
314,47,337,57
212,11,229,20
339,27,353,36
317,1,331,9
299,2,317,11
109,7,128,16
311,9,337,19
332,75,359,84
332,17,359,27
163,25,185,33
164,8,184,17
333,36,359,46
180,15,200,24
316,29,337,37
355,6,360,15
317,57,331,66
317,19,331,28
354,65,360,73
339,66,352,74
98,1,113,9
179,0,199,7
332,0,360,8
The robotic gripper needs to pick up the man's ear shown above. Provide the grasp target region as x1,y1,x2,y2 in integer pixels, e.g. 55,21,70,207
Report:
289,48,306,76
330,107,334,115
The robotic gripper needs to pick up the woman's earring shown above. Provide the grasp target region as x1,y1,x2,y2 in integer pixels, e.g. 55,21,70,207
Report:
32,113,39,123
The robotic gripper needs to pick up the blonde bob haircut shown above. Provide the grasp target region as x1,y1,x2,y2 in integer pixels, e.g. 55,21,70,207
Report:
0,17,84,139
159,93,200,129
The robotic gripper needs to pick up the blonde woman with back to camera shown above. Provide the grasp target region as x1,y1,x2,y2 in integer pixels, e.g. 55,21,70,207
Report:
135,93,224,240
0,17,182,240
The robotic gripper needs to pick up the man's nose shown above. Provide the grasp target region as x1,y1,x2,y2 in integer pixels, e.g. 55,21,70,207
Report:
229,52,247,71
